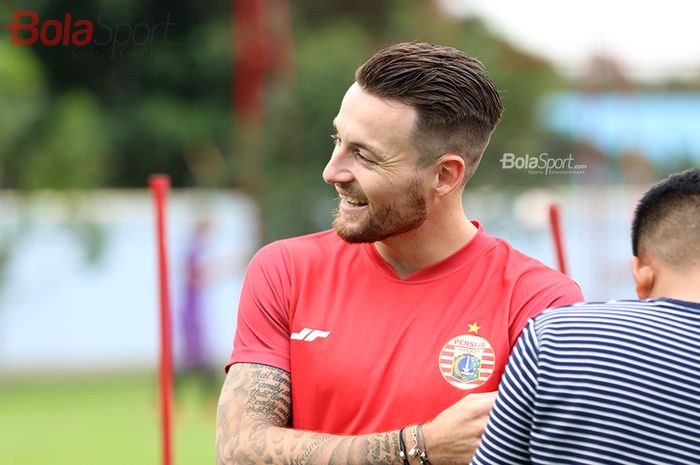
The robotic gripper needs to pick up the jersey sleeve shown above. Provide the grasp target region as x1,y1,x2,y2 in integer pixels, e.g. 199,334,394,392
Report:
508,273,583,348
225,241,292,373
470,320,541,465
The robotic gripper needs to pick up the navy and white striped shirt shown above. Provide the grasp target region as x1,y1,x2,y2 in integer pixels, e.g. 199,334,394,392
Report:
471,298,700,465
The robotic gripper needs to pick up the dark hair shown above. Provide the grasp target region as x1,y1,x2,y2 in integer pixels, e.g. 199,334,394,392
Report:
355,42,503,183
632,168,700,269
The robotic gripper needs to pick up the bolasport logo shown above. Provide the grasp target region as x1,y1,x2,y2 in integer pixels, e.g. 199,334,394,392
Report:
1,11,179,59
500,152,587,175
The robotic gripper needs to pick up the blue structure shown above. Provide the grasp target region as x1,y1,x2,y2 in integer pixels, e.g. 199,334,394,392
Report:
540,92,700,164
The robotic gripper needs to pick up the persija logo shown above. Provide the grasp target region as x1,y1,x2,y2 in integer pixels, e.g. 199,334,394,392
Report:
2,11,175,54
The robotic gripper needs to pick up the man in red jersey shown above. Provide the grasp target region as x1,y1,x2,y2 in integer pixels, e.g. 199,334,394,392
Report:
216,42,584,465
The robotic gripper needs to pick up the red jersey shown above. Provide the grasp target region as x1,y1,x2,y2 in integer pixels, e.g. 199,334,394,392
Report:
227,224,583,434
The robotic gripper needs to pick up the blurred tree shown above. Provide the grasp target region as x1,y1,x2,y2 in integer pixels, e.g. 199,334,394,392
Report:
18,90,109,189
0,40,46,187
20,0,232,188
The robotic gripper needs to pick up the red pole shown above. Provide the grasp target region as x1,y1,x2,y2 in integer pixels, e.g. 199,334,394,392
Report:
149,174,174,465
549,203,569,276
233,0,268,123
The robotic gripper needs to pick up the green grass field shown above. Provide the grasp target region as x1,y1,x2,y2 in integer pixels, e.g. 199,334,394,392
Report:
0,373,219,465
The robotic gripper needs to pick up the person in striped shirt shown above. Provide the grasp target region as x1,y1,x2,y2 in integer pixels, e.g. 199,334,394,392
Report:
471,168,700,465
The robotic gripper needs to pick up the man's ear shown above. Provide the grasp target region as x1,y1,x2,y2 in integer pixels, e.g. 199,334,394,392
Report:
434,154,465,197
631,255,655,300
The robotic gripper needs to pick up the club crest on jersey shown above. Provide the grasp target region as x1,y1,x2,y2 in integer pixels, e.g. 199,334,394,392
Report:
439,333,495,390
451,353,481,382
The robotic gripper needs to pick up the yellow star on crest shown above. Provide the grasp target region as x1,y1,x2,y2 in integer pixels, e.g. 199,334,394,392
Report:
468,322,481,334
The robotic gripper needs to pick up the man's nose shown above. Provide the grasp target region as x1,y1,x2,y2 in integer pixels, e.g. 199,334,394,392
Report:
322,149,353,185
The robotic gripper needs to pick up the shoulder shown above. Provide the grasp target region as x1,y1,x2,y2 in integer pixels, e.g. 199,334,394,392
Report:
486,234,582,296
489,235,562,277
531,299,668,337
273,229,356,262
537,299,661,320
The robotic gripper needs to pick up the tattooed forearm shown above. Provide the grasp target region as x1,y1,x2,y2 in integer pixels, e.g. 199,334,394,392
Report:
294,435,333,465
368,431,399,463
216,363,404,465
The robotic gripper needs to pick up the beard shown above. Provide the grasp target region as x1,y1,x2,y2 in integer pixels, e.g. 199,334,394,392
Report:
332,176,428,243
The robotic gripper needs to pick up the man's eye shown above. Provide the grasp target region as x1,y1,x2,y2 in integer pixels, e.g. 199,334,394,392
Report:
330,134,340,146
356,152,375,164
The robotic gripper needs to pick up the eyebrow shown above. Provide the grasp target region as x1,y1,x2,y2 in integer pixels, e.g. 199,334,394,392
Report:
332,120,382,157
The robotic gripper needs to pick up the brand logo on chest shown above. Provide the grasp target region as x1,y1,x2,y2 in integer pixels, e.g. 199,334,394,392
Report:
290,328,330,342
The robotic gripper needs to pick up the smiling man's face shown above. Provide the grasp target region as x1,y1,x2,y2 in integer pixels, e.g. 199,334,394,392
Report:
322,83,430,243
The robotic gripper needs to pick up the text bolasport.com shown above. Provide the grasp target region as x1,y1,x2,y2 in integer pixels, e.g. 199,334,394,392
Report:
1,11,180,59
499,152,587,175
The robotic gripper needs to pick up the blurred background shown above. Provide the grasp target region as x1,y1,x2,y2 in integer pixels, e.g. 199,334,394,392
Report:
1,0,699,463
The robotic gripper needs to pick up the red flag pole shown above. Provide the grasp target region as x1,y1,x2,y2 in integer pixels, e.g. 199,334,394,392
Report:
149,174,174,465
549,203,569,276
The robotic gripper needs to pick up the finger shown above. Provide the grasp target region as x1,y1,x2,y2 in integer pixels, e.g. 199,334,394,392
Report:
461,392,497,415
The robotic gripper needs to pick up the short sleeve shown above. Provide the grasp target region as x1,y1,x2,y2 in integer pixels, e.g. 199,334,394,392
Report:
225,241,292,372
509,274,583,348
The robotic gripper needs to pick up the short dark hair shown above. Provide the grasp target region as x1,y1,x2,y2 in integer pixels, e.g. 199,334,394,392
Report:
355,42,503,183
632,168,700,269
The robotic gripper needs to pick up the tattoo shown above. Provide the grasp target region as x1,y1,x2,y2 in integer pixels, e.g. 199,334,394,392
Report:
368,432,398,464
295,435,332,465
245,368,290,420
216,363,402,465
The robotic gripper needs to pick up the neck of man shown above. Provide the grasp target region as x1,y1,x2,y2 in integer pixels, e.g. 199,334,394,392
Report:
373,203,477,279
648,266,700,304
